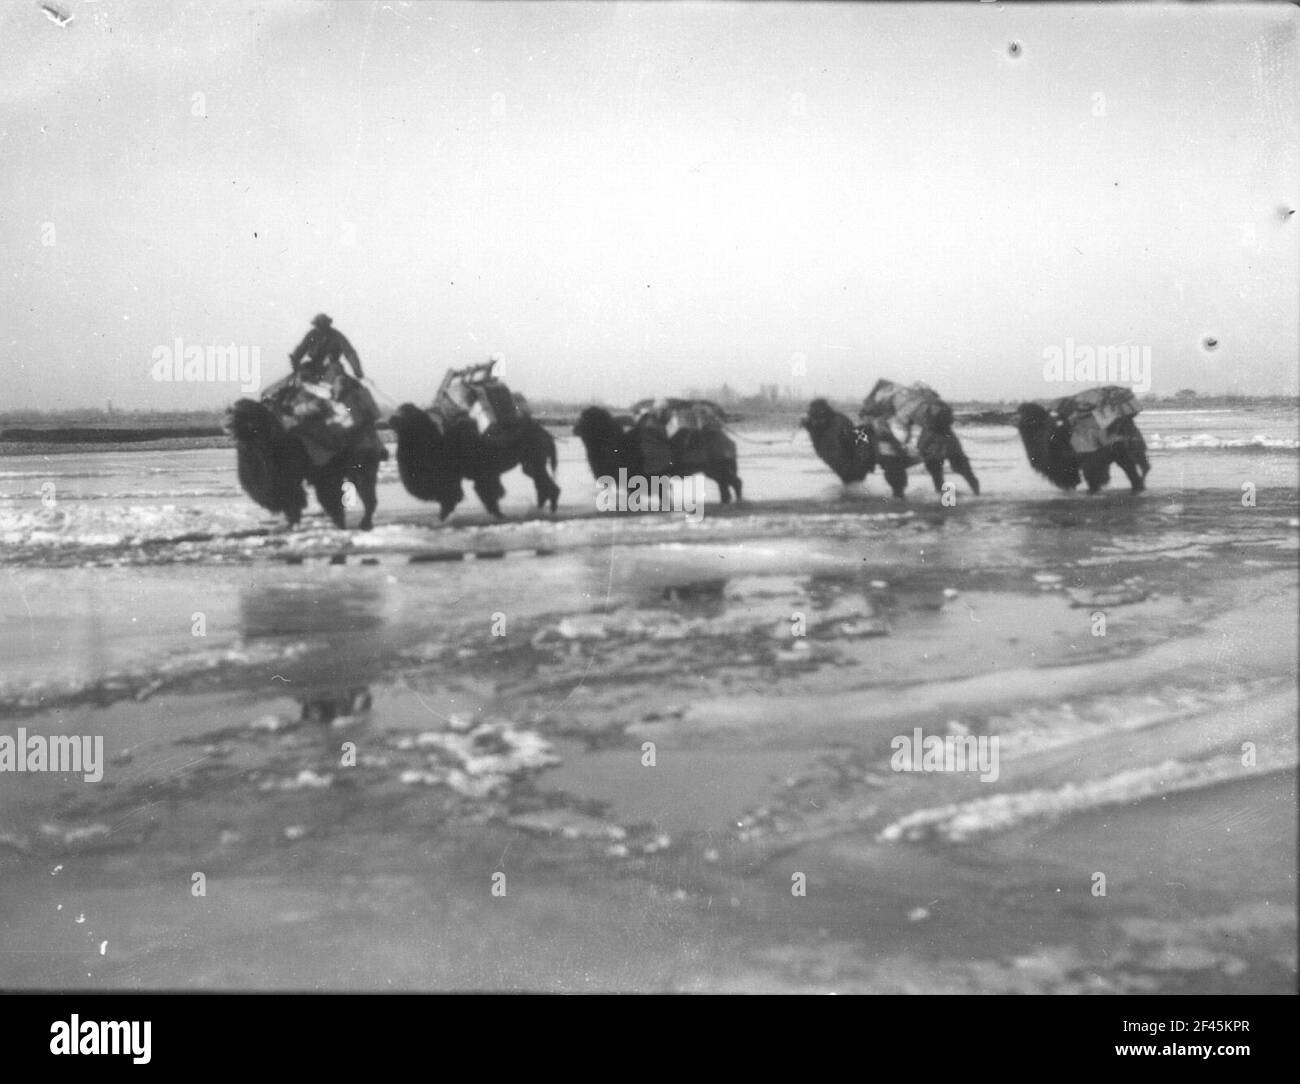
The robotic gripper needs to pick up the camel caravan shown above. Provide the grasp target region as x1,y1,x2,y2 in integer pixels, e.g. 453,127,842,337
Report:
225,315,1152,529
802,380,980,499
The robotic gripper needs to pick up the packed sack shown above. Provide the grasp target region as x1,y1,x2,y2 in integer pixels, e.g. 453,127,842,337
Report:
1054,386,1140,431
860,380,953,462
262,371,382,466
1052,386,1140,456
631,398,726,439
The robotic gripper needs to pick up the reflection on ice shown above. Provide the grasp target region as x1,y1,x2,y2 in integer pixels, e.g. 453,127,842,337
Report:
298,687,372,726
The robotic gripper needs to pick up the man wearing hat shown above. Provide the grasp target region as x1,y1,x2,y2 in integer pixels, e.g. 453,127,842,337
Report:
278,313,382,446
288,313,364,383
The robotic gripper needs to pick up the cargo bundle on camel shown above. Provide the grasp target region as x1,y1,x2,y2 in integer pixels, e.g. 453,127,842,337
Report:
259,368,385,468
431,358,525,445
388,358,560,520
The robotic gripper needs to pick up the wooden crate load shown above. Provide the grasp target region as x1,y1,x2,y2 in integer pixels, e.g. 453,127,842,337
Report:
433,359,521,434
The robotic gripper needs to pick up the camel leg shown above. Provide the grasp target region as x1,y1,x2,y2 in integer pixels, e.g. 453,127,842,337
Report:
882,460,909,500
520,455,561,513
1081,454,1112,494
315,469,348,528
439,480,465,520
705,459,742,502
706,469,732,504
473,476,506,519
275,455,309,527
1113,447,1145,493
1128,436,1151,480
948,442,980,495
282,470,307,527
351,464,379,530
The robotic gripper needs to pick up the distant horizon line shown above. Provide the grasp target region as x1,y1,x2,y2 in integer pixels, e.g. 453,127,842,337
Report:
3,389,1298,420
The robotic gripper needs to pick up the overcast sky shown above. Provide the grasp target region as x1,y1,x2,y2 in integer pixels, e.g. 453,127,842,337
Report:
2,0,1297,411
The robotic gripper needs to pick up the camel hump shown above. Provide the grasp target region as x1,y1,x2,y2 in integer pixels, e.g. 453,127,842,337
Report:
1057,386,1141,430
863,381,946,425
635,398,726,435
263,370,382,458
638,427,674,475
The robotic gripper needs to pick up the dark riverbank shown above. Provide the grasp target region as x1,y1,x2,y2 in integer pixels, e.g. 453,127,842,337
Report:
5,395,1292,448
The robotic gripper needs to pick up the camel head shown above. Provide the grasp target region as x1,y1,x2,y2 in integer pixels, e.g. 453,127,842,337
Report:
1015,401,1080,489
1014,401,1053,436
388,403,441,442
574,405,641,479
802,398,838,434
225,398,281,444
573,405,622,442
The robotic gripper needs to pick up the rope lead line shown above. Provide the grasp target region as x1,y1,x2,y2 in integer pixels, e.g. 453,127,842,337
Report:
362,378,402,412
